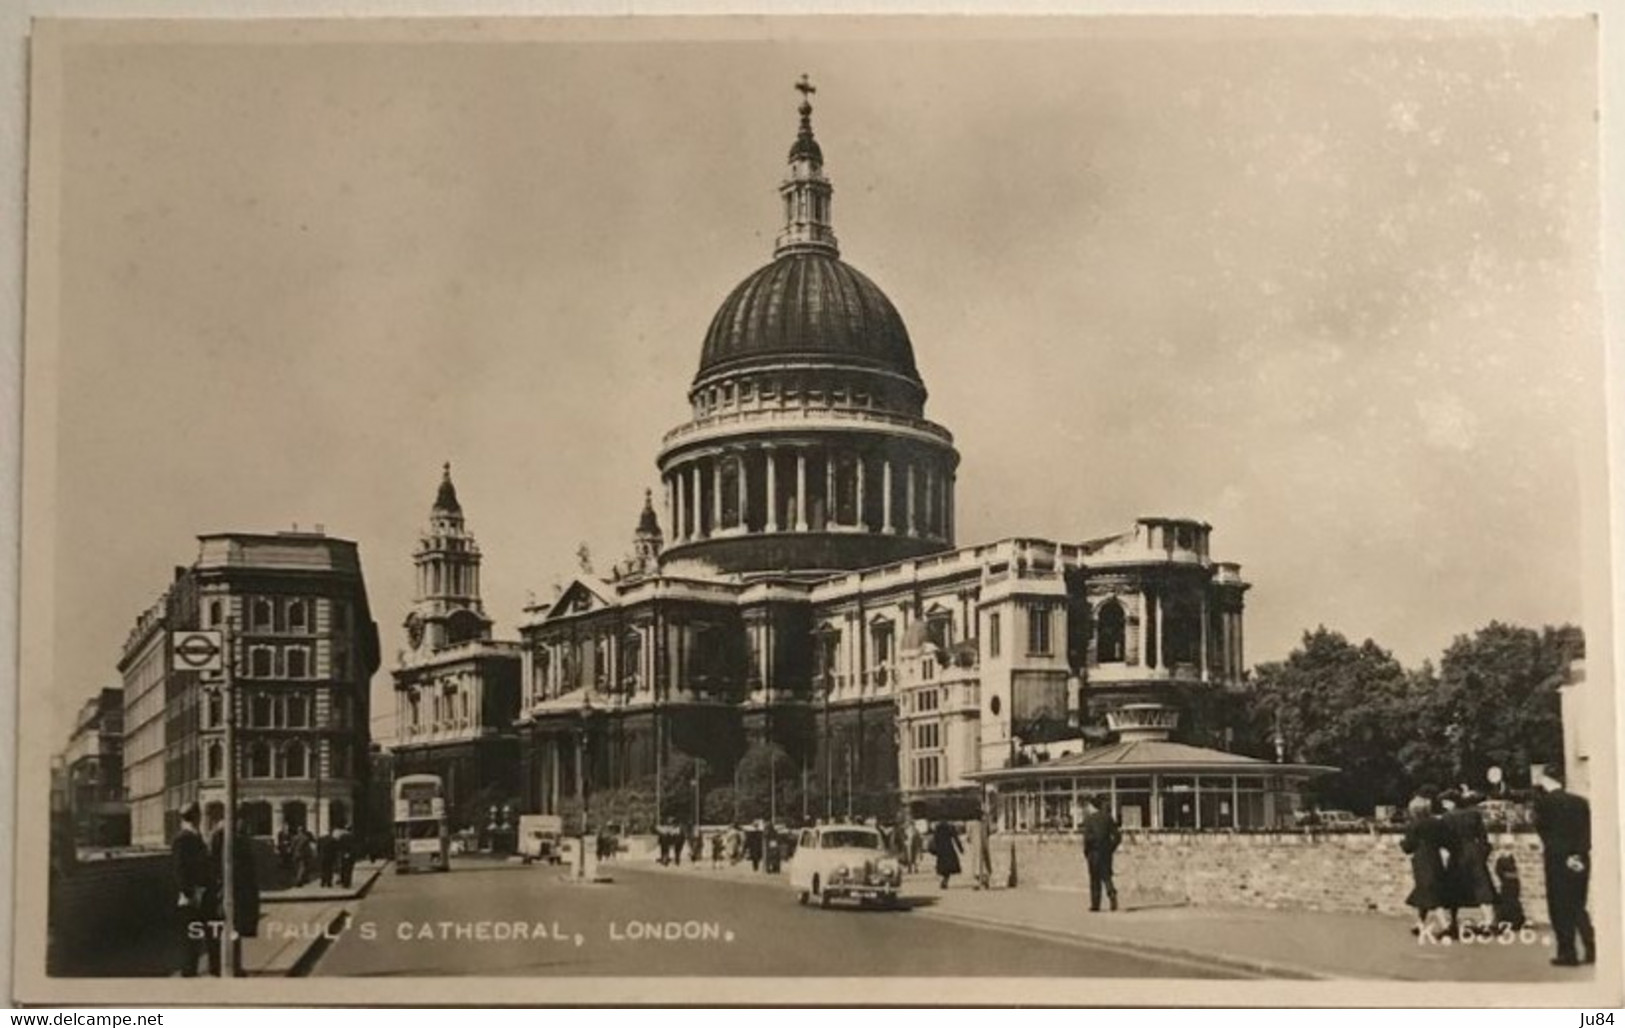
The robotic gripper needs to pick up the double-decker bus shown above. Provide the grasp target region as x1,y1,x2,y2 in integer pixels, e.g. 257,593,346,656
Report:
393,773,450,873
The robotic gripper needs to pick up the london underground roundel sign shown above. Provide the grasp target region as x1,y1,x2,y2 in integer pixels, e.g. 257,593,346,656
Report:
171,630,224,673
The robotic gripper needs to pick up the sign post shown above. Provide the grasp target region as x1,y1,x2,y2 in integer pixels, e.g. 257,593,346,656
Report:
171,627,235,977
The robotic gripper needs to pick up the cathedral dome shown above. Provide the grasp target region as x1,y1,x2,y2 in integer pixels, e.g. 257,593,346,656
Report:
696,252,921,385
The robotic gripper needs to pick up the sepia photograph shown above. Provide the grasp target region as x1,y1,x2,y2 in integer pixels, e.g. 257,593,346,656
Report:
10,12,1621,1006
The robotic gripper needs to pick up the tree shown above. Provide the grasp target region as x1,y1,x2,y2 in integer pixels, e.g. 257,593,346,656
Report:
1404,622,1581,791
1240,627,1415,813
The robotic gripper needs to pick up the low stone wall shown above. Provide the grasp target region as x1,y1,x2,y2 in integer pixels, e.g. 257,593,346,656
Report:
987,830,1550,923
48,852,174,974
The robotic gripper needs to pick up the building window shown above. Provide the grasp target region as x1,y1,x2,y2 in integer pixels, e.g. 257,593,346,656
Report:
252,693,274,728
206,742,223,779
247,742,272,779
913,755,941,789
870,621,895,667
916,689,939,713
249,647,273,678
914,722,941,751
208,600,223,627
1027,604,1053,656
287,599,308,632
287,693,309,728
251,598,273,631
204,691,222,728
283,742,308,779
988,612,1001,658
1096,600,1126,664
286,647,309,680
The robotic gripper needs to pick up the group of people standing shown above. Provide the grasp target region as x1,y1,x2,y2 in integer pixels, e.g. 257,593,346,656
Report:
274,819,358,890
171,801,260,977
1402,771,1595,967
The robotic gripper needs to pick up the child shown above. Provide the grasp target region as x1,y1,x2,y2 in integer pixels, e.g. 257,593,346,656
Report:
1491,853,1526,933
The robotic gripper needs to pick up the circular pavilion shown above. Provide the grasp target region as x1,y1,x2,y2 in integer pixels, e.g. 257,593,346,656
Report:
970,704,1336,832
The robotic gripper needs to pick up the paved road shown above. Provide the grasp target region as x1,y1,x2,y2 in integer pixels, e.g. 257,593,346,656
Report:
313,858,1233,977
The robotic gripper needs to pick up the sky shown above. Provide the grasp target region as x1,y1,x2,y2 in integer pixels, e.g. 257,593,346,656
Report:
37,17,1604,743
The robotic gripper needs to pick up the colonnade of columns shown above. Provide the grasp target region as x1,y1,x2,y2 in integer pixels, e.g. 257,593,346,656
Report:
662,443,955,546
415,557,480,601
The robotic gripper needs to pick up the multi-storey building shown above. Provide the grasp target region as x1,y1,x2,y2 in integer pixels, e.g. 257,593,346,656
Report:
391,466,522,831
512,83,1270,825
58,687,128,848
118,530,380,846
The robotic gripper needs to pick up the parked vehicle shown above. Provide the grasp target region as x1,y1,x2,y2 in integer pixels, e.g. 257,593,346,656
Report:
518,815,565,864
787,824,902,909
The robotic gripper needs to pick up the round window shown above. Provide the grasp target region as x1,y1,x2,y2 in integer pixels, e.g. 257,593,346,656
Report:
989,695,1001,716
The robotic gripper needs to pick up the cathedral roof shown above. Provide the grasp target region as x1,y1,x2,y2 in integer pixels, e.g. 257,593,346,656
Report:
696,252,921,384
433,462,462,516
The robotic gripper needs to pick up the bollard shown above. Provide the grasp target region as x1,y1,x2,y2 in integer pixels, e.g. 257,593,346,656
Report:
1007,840,1019,889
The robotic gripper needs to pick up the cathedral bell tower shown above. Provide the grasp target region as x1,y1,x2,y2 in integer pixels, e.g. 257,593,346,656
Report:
405,463,493,654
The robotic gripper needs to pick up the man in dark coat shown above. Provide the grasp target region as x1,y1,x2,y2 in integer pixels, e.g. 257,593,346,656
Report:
1532,771,1595,966
205,809,261,977
1081,795,1122,912
929,820,963,890
170,801,210,977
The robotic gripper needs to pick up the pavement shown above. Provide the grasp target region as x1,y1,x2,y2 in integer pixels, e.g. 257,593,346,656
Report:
630,856,1594,982
239,859,389,976
308,855,1229,978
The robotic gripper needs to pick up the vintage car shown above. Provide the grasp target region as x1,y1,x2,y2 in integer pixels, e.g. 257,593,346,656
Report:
787,824,903,908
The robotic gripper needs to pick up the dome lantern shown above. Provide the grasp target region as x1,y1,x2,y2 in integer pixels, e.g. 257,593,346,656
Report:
775,75,839,259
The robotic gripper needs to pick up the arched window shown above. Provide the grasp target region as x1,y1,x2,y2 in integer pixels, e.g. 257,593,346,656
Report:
206,742,223,779
283,741,308,779
205,691,222,728
250,647,273,678
287,599,307,632
208,600,223,627
1163,598,1201,668
1096,600,1127,664
286,647,308,679
251,598,273,630
247,742,272,779
251,693,274,728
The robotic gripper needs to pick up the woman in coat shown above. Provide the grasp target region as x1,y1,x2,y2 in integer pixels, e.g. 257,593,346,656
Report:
1400,787,1449,937
1443,791,1498,935
929,820,963,890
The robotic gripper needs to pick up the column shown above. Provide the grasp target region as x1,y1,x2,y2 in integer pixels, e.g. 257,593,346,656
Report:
736,453,749,531
1155,593,1166,669
882,460,894,533
906,464,917,537
765,448,779,532
665,479,675,544
691,464,705,539
946,476,955,543
1199,595,1210,682
855,456,866,532
825,450,837,528
795,450,808,531
923,465,935,537
1138,594,1149,667
712,458,723,532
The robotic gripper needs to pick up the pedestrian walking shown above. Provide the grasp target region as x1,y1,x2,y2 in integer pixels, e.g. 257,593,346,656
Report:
318,826,337,888
710,830,724,868
1400,784,1451,938
928,820,962,889
334,822,356,889
1442,791,1497,935
689,827,702,865
1532,770,1595,967
1081,794,1121,912
205,808,261,977
746,821,764,872
170,801,210,977
292,824,315,887
726,823,744,865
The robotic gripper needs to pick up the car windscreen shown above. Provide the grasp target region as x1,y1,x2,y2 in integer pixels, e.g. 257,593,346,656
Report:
820,831,881,850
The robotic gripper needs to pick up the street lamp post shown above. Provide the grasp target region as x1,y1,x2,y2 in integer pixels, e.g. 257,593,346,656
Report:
822,673,833,821
575,692,597,880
